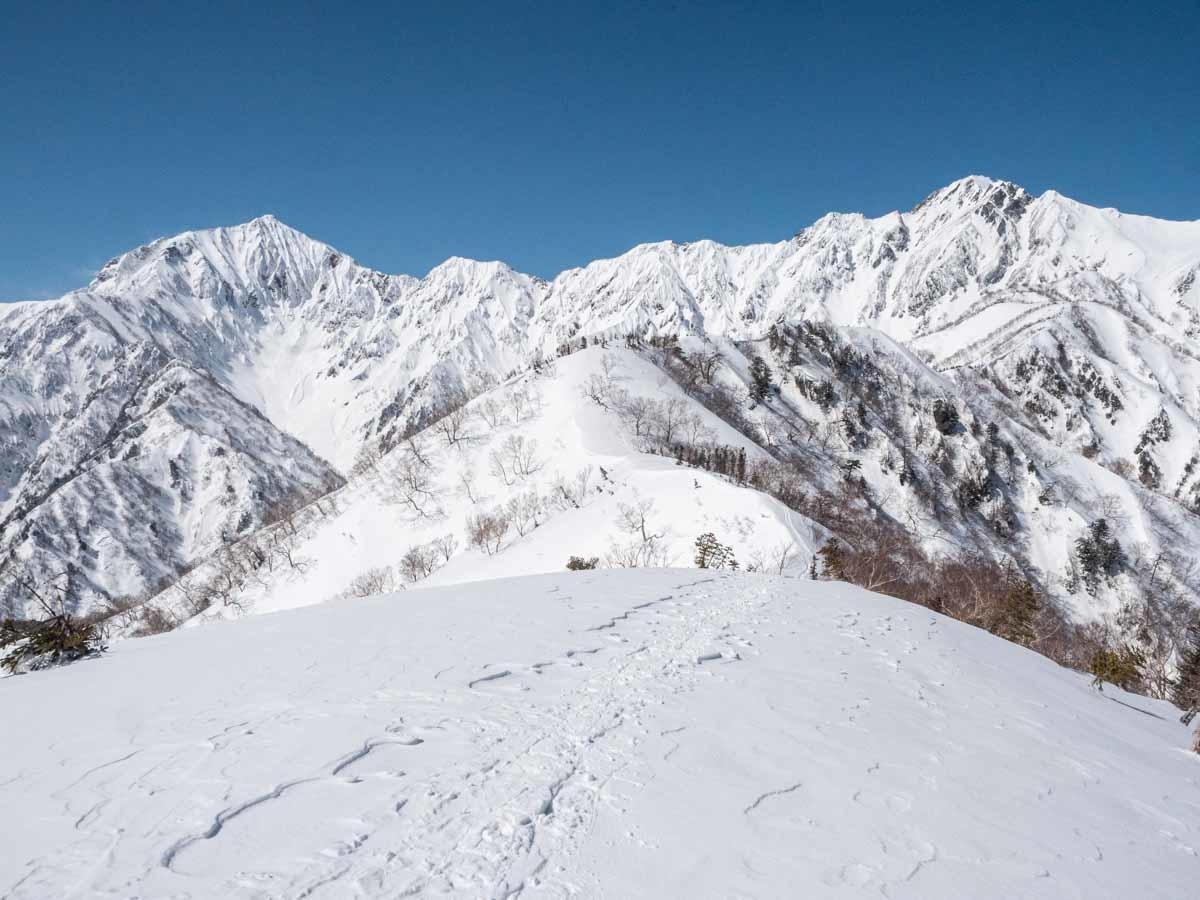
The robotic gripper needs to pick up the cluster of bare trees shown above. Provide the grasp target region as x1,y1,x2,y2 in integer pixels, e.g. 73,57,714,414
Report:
584,374,717,455
476,384,542,431
467,509,510,556
347,566,397,598
168,492,339,618
400,533,459,582
341,534,461,600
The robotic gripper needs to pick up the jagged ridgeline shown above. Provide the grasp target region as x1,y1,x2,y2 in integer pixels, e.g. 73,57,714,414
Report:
2,176,1199,644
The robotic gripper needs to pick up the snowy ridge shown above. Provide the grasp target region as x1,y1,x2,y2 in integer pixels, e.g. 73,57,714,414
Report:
3,176,1200,618
164,348,825,618
2,571,1196,897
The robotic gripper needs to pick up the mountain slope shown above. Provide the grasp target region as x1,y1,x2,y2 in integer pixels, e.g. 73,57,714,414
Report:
147,347,823,619
3,176,1200,623
2,570,1196,898
0,361,341,615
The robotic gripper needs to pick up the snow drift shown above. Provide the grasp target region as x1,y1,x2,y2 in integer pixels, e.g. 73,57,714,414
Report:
1,570,1196,898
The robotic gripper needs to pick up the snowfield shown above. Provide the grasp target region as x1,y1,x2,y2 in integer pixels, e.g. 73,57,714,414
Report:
2,570,1197,898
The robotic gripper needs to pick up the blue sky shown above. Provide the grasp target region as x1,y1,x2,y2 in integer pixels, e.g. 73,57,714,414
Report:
1,0,1197,298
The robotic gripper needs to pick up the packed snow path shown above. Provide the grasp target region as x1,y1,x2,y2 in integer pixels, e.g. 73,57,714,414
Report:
2,571,1198,898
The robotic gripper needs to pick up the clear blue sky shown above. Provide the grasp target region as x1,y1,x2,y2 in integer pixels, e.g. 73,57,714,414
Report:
2,0,1197,299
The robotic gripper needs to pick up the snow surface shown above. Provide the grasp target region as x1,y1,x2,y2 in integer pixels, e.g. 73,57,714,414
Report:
2,570,1197,898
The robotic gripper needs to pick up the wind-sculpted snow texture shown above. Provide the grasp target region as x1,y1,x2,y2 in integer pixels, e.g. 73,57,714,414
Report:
1,571,1196,898
3,176,1200,617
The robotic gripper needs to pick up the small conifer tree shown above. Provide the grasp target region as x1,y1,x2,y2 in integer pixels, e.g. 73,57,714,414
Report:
817,539,846,580
1089,643,1145,693
1170,616,1200,725
694,533,738,570
748,356,773,403
990,578,1041,647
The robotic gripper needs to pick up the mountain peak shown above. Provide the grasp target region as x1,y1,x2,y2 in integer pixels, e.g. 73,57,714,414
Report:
87,214,337,294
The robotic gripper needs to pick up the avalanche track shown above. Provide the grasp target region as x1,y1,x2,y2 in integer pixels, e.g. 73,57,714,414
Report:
2,570,1197,898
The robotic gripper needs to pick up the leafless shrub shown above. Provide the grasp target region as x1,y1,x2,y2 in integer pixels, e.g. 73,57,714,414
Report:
583,373,618,408
650,397,689,446
458,469,480,503
467,509,511,555
435,405,476,449
433,533,459,564
549,466,594,509
687,349,724,384
606,498,668,567
507,386,540,423
488,447,515,486
131,605,176,637
506,490,545,536
403,435,435,469
399,545,439,583
387,456,443,518
347,566,397,598
621,395,656,437
490,434,542,484
476,397,505,430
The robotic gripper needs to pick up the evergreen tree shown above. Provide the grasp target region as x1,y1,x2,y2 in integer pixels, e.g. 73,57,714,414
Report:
1090,643,1145,693
749,356,773,403
932,399,960,435
694,532,738,570
1075,518,1125,594
817,540,846,580
990,578,1040,647
1171,615,1200,725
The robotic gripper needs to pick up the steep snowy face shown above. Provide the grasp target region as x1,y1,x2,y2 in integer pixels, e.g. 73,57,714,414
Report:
0,361,341,615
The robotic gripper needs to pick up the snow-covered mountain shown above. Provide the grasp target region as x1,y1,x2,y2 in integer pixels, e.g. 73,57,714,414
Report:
3,176,1200,620
3,570,1197,897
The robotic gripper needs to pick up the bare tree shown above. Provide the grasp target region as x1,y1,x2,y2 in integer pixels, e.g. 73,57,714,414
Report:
467,509,510,555
508,386,538,423
348,566,396,597
435,406,476,449
477,397,505,430
622,395,655,437
506,490,544,536
550,466,594,509
491,435,542,483
616,498,662,546
509,435,543,477
489,447,515,486
433,533,459,564
691,349,724,384
404,435,435,469
387,456,443,518
683,414,714,446
583,373,616,408
651,397,689,446
458,469,480,503
399,545,439,583
607,498,667,567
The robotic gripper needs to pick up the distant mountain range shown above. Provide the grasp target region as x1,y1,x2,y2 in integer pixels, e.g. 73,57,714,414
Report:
3,176,1199,624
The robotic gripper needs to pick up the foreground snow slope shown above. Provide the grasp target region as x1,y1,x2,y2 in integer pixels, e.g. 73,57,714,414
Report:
3,571,1196,898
